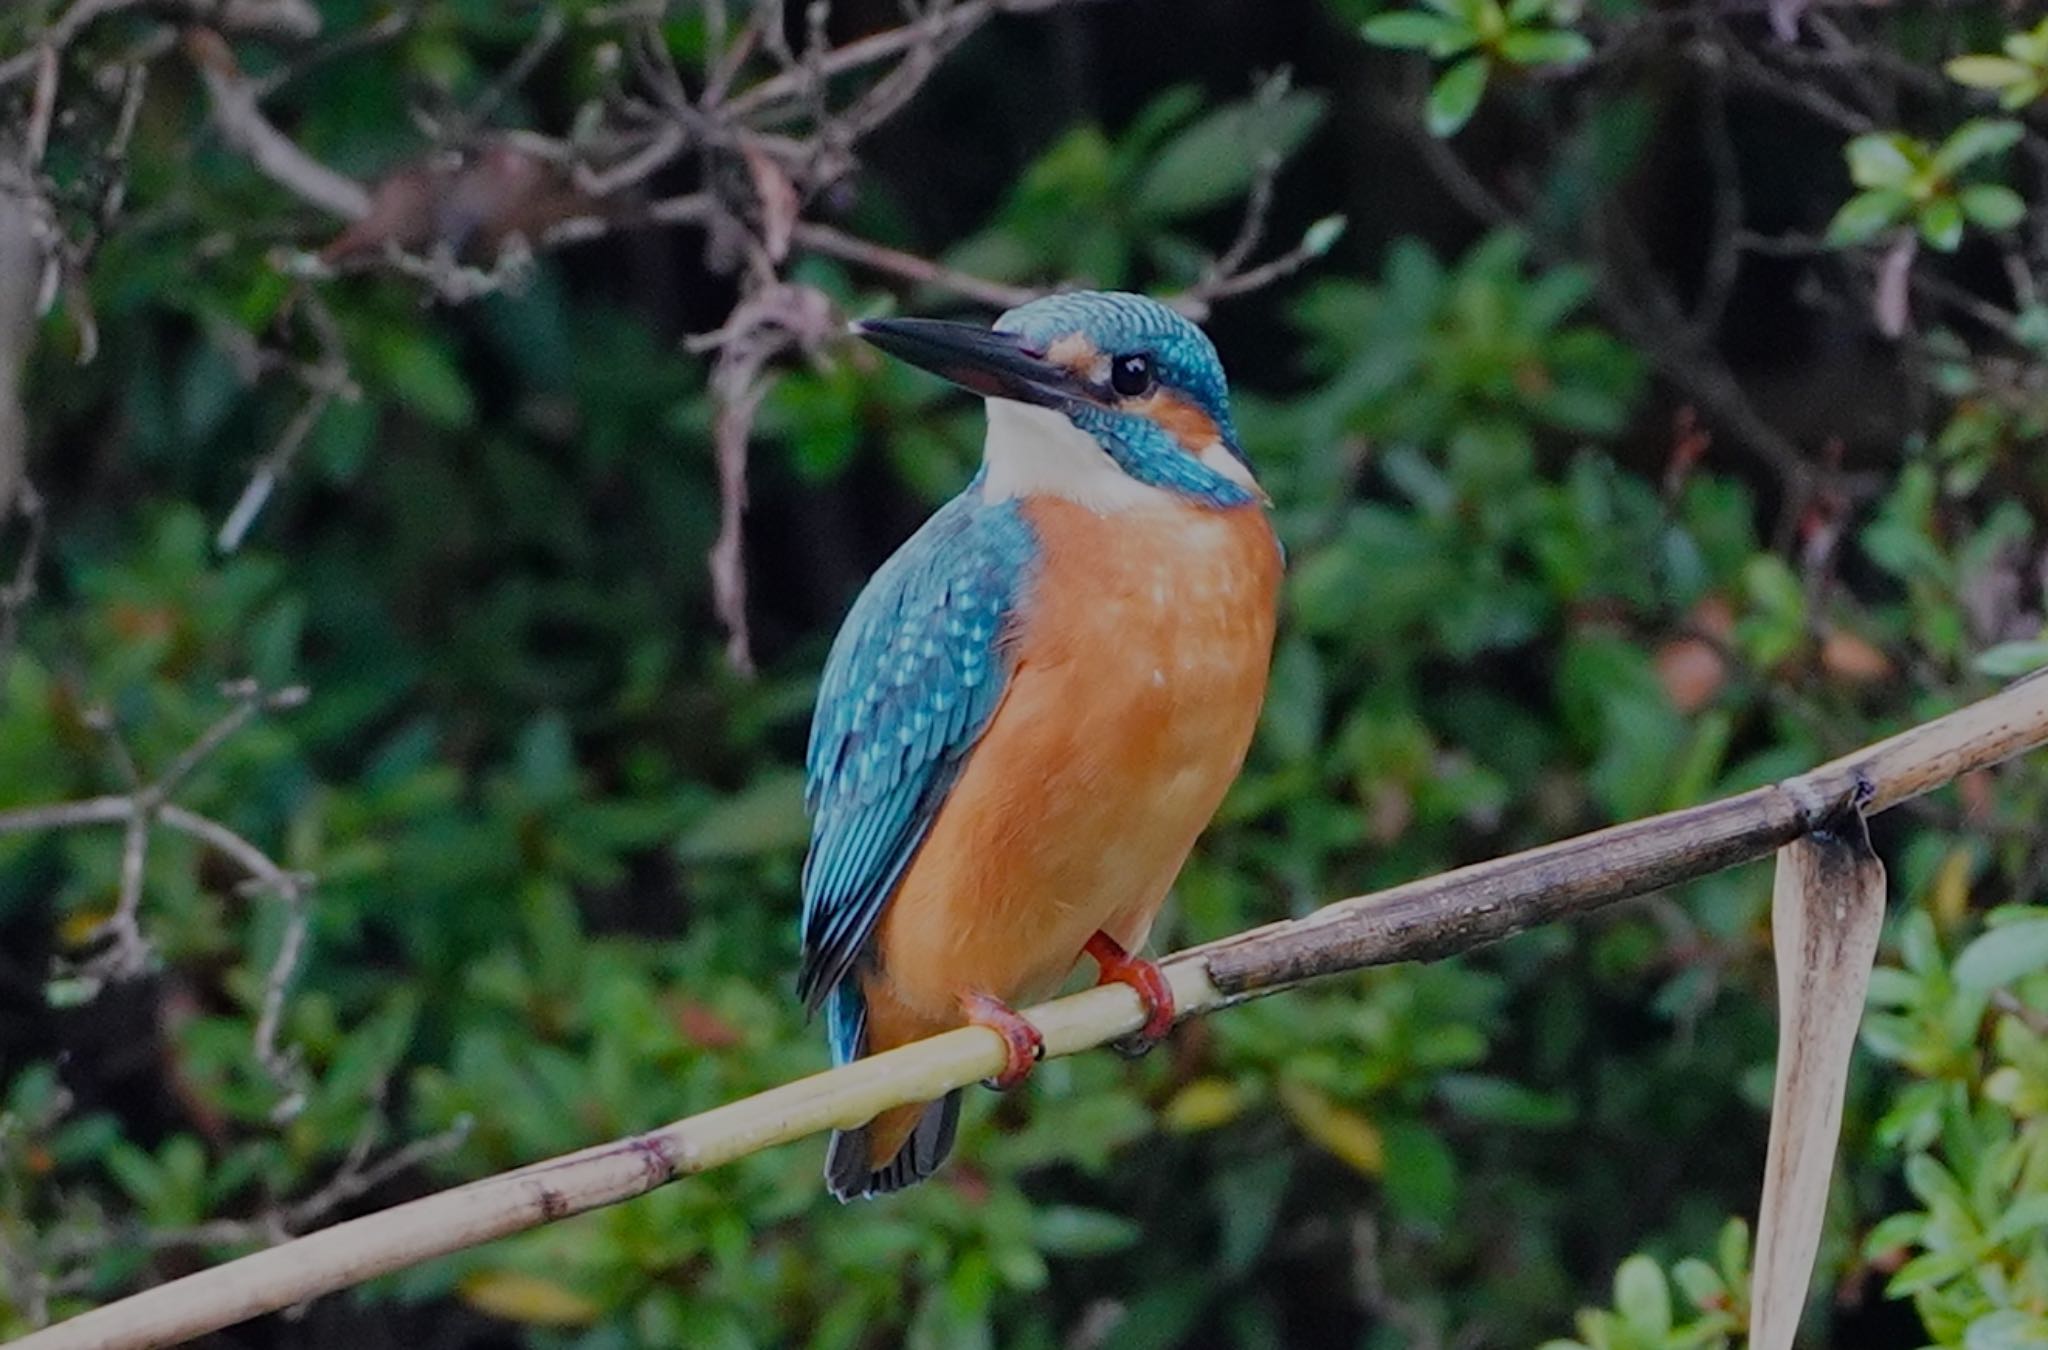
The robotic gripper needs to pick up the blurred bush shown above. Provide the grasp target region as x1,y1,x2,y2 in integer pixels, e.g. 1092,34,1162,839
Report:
2,2,2047,1348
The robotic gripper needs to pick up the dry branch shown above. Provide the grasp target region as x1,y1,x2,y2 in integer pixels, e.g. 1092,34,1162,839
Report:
15,670,2048,1350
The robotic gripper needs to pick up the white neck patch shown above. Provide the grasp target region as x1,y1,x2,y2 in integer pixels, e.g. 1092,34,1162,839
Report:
978,399,1180,513
978,399,1262,513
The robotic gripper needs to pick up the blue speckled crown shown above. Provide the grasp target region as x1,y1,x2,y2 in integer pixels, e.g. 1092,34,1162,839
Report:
993,291,1253,507
996,292,1243,456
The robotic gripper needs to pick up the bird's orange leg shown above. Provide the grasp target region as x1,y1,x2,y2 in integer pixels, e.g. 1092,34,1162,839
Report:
1085,931,1176,1046
959,991,1044,1090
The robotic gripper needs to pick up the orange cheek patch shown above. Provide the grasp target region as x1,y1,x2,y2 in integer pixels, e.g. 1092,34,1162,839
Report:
1131,392,1222,453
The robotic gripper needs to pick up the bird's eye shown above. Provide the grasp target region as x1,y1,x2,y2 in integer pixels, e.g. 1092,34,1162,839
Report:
1110,352,1155,398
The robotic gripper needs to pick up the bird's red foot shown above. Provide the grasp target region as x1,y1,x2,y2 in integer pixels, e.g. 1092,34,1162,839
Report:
960,991,1044,1090
1086,931,1176,1047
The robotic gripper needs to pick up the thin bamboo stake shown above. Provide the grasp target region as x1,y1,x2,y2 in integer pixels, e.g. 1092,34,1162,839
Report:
17,671,2048,1350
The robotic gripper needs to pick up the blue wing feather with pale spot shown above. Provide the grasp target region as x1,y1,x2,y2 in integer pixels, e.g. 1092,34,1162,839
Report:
798,491,1038,1039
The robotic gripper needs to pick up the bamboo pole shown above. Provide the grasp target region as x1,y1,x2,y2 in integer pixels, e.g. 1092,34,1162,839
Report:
16,671,2048,1350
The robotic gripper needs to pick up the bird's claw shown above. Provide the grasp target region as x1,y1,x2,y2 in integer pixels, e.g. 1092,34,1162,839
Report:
960,991,1044,1091
1086,930,1175,1049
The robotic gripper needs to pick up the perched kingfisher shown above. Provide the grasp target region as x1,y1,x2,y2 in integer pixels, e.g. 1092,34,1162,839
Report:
798,291,1282,1200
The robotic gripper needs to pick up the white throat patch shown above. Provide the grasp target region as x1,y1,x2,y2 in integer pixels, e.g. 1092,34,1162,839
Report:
979,399,1178,513
978,399,1257,513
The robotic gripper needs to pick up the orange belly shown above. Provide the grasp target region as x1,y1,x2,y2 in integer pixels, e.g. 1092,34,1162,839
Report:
861,494,1281,1052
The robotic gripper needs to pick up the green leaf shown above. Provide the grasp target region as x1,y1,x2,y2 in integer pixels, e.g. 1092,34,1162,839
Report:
1960,183,2027,230
1965,1312,2048,1350
676,773,809,861
1030,1207,1143,1256
369,330,476,429
1934,118,2024,174
1717,1218,1752,1287
1135,89,1327,219
1953,919,2048,992
1427,54,1490,137
1947,55,2034,91
1381,1119,1459,1225
1845,134,1918,190
1825,189,1909,247
1362,10,1470,52
1497,28,1592,67
1917,195,1965,252
1612,1256,1672,1338
1301,214,1349,257
1974,638,2048,677
1670,1258,1725,1310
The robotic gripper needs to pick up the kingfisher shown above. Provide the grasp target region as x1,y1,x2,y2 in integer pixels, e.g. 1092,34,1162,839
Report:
798,290,1282,1200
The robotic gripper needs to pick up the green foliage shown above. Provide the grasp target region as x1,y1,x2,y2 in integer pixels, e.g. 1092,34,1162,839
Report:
7,3,2048,1348
1361,0,1592,135
1827,121,2026,252
1948,20,2048,111
944,79,1328,290
1540,1222,1753,1350
1858,911,2048,1347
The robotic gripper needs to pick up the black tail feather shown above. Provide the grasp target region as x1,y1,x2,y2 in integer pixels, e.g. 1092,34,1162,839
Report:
824,1091,962,1201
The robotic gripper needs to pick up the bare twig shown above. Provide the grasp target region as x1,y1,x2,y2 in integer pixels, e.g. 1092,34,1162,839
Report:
0,795,135,835
26,46,61,168
100,811,152,977
449,9,565,139
252,5,413,100
15,672,2048,1350
0,683,312,1063
216,390,333,553
1692,61,1744,334
0,155,48,524
184,29,371,221
1991,989,2048,1038
789,221,1038,308
728,0,1080,119
0,479,48,689
0,0,145,88
1172,222,1343,320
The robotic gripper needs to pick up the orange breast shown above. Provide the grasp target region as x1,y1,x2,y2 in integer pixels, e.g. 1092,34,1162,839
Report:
865,495,1281,1041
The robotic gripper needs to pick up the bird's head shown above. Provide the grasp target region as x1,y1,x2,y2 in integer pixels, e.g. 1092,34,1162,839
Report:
854,291,1262,511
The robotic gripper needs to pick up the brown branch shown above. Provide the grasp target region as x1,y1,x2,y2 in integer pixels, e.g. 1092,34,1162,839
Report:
184,29,370,220
789,221,1038,308
15,671,2048,1350
0,0,323,88
0,682,312,1080
0,154,48,523
726,0,1083,119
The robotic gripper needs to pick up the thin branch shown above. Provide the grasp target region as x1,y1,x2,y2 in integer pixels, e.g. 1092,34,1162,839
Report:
183,29,371,221
0,683,310,1046
1991,989,2048,1038
99,810,152,976
1171,224,1342,320
281,1114,473,1232
17,671,2048,1350
727,0,1081,119
0,795,134,834
251,5,414,101
152,682,306,803
0,0,144,87
789,221,1037,308
0,480,48,689
449,8,565,139
213,405,320,552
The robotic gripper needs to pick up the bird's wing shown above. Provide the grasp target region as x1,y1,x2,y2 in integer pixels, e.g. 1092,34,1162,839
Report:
797,494,1038,1016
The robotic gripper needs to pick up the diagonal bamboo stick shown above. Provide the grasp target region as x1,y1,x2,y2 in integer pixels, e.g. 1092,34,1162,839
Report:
16,671,2048,1350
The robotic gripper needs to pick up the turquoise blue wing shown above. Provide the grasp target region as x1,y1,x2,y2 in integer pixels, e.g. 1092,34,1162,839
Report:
798,493,1038,1038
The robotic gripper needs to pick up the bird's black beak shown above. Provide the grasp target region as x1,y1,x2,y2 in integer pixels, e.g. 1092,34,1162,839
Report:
853,317,1083,408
